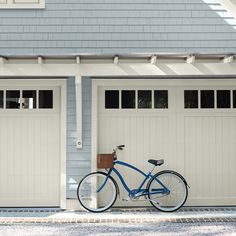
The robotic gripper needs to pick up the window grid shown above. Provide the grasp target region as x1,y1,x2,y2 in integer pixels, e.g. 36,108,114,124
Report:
105,89,168,110
185,89,236,109
0,89,53,110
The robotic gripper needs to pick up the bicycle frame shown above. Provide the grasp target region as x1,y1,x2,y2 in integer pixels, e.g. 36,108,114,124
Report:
98,160,170,198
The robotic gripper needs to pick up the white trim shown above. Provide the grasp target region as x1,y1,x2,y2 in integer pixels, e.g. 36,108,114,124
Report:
0,0,45,9
113,56,119,64
218,0,236,20
222,55,234,63
60,79,67,209
150,55,157,64
0,62,236,77
186,55,196,64
75,75,82,149
0,79,67,209
38,56,44,65
91,81,98,173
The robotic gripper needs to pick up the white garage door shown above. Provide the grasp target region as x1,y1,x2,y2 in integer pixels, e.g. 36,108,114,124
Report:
97,79,236,206
0,83,61,207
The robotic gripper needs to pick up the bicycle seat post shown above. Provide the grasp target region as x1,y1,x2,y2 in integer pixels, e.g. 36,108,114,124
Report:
149,164,156,174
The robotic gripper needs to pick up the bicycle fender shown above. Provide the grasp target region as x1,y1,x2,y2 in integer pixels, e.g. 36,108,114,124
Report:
148,170,190,188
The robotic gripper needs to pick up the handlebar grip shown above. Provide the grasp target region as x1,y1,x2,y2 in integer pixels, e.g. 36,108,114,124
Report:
117,145,125,150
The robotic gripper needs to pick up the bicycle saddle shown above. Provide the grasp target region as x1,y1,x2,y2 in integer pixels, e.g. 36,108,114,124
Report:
148,159,164,166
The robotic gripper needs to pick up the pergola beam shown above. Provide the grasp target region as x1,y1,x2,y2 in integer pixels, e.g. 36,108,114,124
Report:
113,56,119,64
37,56,44,64
150,55,157,64
186,55,196,64
222,55,234,63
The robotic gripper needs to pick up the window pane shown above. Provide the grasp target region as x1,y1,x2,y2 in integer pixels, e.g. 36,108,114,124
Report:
39,90,53,109
233,90,236,108
0,91,3,109
138,90,151,109
217,90,230,108
201,90,214,108
233,91,236,108
154,90,168,109
122,90,135,109
22,90,36,109
105,90,119,109
6,90,20,109
184,90,198,109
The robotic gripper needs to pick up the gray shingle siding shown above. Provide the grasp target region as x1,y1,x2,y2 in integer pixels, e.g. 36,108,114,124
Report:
67,77,91,198
0,0,236,54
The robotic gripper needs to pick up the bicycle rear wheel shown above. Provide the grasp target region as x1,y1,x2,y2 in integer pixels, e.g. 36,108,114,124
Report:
147,170,188,212
77,172,117,213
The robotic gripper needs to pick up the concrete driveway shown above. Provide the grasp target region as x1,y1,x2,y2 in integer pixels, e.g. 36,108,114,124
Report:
0,222,235,236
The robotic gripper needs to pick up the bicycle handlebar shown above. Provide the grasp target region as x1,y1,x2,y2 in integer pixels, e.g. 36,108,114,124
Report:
112,145,125,160
117,145,125,150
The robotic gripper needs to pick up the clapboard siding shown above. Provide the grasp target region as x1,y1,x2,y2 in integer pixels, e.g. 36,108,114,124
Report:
0,0,236,54
66,77,91,198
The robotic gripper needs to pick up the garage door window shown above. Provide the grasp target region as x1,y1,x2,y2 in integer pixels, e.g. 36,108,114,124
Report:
185,89,234,109
1,89,54,110
217,90,230,108
22,90,36,109
0,91,3,109
201,90,214,109
154,90,168,109
105,90,119,109
6,90,20,109
184,90,198,109
105,89,169,110
39,90,53,109
122,90,135,109
138,90,152,109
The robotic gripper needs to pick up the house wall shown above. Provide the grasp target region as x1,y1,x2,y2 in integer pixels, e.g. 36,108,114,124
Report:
1,0,236,202
0,0,236,54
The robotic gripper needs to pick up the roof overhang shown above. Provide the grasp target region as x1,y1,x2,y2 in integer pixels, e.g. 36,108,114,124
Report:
0,53,236,79
0,53,235,63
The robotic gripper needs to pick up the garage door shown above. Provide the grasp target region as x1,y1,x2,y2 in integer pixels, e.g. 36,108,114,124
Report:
0,83,61,207
97,79,236,206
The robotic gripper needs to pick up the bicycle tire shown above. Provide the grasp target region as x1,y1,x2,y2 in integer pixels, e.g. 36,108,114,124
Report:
147,170,188,212
77,171,118,213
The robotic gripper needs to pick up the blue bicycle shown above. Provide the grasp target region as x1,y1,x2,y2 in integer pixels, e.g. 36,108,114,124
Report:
77,145,189,213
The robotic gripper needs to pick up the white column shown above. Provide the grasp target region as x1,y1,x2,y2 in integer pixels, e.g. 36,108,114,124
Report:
75,75,82,149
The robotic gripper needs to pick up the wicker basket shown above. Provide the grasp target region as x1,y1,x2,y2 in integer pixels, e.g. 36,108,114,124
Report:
97,154,114,169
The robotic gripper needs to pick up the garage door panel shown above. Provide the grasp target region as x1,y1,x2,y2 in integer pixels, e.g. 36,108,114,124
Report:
0,85,60,207
185,116,236,203
98,83,236,206
99,115,170,162
98,114,171,206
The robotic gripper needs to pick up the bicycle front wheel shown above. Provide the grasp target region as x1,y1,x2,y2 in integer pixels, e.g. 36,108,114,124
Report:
77,172,118,213
147,170,188,212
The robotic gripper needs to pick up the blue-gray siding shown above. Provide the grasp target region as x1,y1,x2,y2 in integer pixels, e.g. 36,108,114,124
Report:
67,77,91,198
0,0,236,54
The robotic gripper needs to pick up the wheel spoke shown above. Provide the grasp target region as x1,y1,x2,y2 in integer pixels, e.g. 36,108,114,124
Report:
148,171,187,212
77,172,117,213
